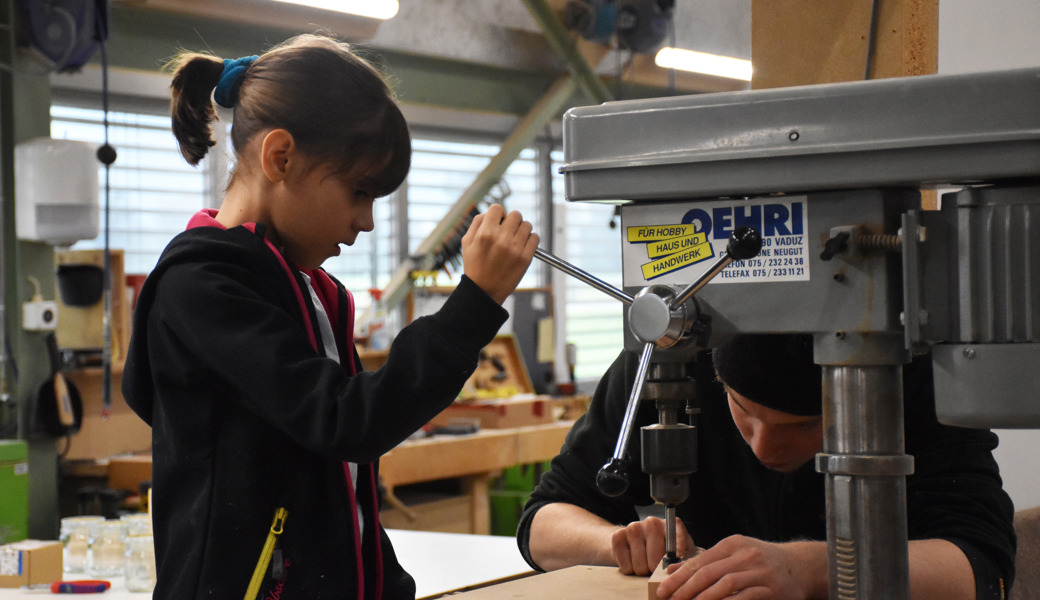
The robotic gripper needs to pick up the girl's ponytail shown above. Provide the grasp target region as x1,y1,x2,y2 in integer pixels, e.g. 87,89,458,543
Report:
166,35,411,196
168,53,225,165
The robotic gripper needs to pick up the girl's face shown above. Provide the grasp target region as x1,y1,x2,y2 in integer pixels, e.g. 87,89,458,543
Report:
273,161,376,269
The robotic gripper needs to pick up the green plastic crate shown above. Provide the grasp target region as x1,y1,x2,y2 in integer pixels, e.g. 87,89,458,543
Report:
0,440,29,544
489,462,550,537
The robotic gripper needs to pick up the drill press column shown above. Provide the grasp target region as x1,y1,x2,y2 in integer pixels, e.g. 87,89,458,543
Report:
816,334,915,600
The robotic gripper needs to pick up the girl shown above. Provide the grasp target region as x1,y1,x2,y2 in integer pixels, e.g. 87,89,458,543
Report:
122,34,538,599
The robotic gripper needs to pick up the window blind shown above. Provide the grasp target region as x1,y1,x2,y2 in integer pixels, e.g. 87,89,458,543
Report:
50,103,207,275
551,150,625,380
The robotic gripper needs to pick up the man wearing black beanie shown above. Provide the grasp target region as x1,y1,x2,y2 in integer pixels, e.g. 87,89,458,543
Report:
711,334,822,417
516,334,1016,600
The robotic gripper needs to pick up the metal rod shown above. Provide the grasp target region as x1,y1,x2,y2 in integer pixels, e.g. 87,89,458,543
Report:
665,505,679,565
535,247,634,305
611,341,655,460
669,252,733,311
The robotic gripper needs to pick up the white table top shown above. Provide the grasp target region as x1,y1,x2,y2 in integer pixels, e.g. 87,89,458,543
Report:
0,529,533,599
388,529,534,598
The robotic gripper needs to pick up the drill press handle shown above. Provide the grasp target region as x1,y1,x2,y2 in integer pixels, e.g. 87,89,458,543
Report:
595,227,762,497
530,227,761,498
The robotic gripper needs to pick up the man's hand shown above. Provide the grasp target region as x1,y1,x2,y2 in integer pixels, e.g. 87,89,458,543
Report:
612,516,697,576
655,536,827,600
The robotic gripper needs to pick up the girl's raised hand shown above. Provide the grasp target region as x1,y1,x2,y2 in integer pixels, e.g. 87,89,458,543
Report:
461,204,539,304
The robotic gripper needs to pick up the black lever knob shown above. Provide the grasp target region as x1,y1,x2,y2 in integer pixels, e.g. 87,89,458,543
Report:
597,458,630,497
820,231,850,261
727,226,763,260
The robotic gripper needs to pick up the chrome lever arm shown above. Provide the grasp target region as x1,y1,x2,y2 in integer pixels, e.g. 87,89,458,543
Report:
597,340,655,496
534,248,633,305
531,228,762,501
670,227,762,311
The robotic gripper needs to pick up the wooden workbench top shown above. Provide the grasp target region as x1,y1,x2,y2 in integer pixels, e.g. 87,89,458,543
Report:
441,565,649,600
378,421,573,489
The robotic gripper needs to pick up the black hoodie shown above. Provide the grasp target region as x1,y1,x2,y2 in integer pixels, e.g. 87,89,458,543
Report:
124,209,507,599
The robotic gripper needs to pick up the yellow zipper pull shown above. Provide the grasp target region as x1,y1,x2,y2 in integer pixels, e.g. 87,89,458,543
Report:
270,507,288,580
271,507,287,535
243,507,289,600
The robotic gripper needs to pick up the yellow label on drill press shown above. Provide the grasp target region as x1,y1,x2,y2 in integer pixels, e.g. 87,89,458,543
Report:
628,226,715,280
645,233,709,259
640,239,716,280
626,224,699,243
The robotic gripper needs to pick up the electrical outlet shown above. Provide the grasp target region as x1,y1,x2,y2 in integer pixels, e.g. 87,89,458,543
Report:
22,300,58,331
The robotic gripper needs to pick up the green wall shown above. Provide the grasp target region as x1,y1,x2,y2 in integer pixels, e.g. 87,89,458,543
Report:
2,0,62,538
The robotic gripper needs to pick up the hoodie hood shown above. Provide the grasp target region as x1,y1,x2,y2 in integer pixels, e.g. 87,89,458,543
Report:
121,209,353,425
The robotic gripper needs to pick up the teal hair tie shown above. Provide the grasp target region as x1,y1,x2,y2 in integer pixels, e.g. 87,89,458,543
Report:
214,55,259,109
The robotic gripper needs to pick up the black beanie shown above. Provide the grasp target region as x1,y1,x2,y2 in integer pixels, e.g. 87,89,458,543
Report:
711,334,822,416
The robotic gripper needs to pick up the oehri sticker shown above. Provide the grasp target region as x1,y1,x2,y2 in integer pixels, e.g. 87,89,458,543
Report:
621,198,811,287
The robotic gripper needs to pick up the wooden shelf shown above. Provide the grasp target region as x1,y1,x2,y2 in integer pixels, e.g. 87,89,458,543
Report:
379,422,573,535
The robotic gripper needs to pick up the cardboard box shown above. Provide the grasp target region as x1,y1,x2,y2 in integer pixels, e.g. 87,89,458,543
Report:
108,455,153,493
0,540,62,588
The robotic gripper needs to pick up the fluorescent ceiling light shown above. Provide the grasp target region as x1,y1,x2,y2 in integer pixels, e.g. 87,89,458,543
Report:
655,47,752,82
270,0,399,20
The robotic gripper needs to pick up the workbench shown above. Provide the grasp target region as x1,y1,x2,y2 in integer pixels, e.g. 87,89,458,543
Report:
60,420,575,534
378,421,574,534
0,529,537,598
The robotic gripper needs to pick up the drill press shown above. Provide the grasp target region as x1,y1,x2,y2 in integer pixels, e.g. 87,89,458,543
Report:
534,66,1040,599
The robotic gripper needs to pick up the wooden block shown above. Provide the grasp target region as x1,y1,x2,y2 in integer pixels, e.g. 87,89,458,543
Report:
648,561,668,600
442,565,648,600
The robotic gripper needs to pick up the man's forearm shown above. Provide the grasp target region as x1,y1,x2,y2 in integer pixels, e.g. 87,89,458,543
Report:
527,503,621,571
783,539,973,600
788,538,973,600
909,539,975,600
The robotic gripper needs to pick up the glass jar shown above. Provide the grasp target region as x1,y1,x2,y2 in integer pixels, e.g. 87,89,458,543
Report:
124,534,156,593
120,513,152,538
86,520,126,577
60,516,104,574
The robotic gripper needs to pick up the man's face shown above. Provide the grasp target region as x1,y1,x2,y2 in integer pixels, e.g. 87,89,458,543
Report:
724,385,823,472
